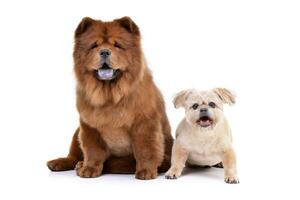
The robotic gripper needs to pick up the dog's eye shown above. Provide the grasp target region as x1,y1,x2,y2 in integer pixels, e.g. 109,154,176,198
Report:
208,102,216,108
90,42,98,49
192,103,199,110
114,42,123,49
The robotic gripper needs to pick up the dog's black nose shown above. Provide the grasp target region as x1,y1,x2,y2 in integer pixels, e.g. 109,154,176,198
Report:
100,49,111,58
200,108,208,113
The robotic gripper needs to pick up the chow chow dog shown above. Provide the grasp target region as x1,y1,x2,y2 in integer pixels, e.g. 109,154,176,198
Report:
165,88,239,183
47,16,173,180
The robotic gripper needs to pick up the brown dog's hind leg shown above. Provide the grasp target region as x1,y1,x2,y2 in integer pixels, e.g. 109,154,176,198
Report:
158,155,171,173
158,112,174,173
158,134,173,173
47,128,83,171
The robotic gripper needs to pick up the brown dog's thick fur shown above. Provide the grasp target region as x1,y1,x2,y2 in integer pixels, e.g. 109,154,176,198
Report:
47,17,173,180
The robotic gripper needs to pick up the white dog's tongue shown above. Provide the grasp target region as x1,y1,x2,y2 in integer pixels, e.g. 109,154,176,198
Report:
98,69,114,80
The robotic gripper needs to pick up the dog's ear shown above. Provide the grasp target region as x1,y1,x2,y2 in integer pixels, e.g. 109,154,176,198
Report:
213,88,236,105
115,16,140,35
75,17,95,37
173,90,192,108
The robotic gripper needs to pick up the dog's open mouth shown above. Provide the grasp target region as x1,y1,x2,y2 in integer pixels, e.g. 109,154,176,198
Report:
196,116,213,127
94,63,120,81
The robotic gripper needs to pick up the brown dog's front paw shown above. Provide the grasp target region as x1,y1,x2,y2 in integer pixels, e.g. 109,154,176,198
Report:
135,168,157,180
47,157,77,171
76,162,103,178
225,176,239,184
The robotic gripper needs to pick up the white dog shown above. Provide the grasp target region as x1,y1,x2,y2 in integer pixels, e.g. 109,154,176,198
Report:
165,88,239,184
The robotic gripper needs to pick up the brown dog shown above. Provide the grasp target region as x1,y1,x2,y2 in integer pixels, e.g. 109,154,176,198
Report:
47,17,173,180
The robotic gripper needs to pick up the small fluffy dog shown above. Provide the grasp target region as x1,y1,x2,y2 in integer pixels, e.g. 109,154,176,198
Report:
165,88,239,183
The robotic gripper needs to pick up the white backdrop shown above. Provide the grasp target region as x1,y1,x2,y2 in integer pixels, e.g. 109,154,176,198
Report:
0,0,299,199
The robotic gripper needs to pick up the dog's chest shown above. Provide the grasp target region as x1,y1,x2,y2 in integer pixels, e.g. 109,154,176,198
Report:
80,105,134,128
79,104,134,156
184,133,222,166
100,127,132,156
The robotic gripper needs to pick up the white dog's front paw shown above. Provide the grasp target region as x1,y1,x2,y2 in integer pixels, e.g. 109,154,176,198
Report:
225,176,239,184
165,168,182,179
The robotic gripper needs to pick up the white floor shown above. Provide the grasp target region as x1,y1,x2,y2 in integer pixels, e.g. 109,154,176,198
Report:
26,163,296,200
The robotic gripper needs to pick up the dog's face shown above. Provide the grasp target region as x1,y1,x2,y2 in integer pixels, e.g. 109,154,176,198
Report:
173,88,236,129
73,17,146,105
73,16,142,82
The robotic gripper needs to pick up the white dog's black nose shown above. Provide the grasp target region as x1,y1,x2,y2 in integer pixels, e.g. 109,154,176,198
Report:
200,108,208,113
